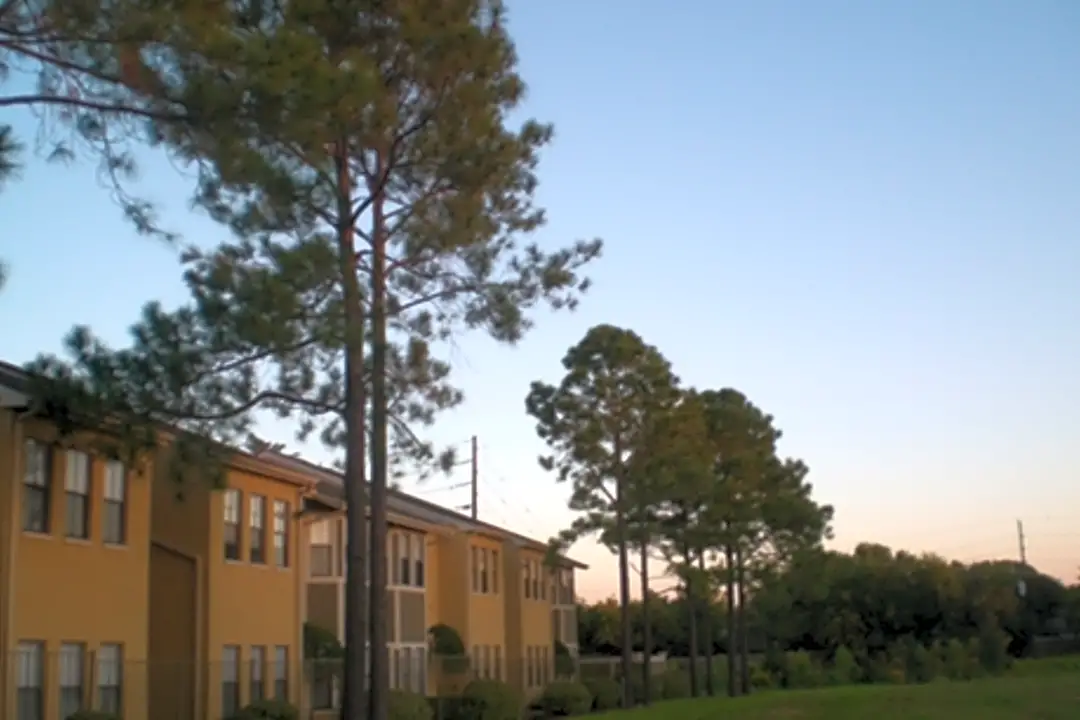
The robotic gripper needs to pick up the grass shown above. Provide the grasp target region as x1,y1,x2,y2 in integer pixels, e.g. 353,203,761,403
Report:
596,657,1080,719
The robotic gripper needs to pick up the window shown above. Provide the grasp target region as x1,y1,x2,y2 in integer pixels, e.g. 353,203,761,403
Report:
222,646,240,717
526,646,534,688
479,548,489,593
250,495,267,564
223,489,241,560
16,641,43,720
540,567,546,601
542,646,549,684
273,501,289,568
471,646,479,679
22,440,50,533
483,646,492,680
491,550,499,594
471,547,479,592
413,534,425,587
523,561,531,599
398,533,411,586
273,646,288,700
103,460,127,544
494,645,502,681
531,561,540,600
60,643,85,720
310,519,332,576
250,646,266,702
97,644,123,715
64,451,91,539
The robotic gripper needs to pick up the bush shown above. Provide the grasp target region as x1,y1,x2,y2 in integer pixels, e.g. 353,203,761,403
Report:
583,677,620,711
391,690,434,720
67,713,120,720
460,679,521,720
749,664,774,690
430,624,470,674
828,646,861,685
783,651,823,689
553,642,577,678
939,638,973,681
907,641,941,683
538,680,592,716
430,697,468,720
976,625,1011,675
226,699,299,720
659,670,691,699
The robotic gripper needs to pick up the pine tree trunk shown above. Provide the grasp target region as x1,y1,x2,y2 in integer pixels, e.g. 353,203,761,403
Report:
336,144,369,720
639,542,652,706
725,544,737,697
698,552,715,696
683,545,699,699
736,545,750,696
615,470,633,707
368,159,391,720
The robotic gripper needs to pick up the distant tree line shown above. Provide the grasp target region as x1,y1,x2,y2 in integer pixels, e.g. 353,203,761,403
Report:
576,544,1080,661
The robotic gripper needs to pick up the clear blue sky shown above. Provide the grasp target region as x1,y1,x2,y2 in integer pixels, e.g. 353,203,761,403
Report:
3,0,1079,600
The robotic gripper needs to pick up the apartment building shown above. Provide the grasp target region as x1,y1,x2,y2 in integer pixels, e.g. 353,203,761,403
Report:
0,364,153,720
148,446,312,720
271,452,586,706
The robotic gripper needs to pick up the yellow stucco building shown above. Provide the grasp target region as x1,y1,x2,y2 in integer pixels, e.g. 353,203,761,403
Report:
0,361,585,720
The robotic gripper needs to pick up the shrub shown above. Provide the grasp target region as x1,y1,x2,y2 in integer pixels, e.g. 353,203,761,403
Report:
430,697,468,720
67,713,120,720
391,690,434,720
749,664,774,690
460,679,521,720
976,625,1010,676
583,677,620,711
939,638,973,681
783,651,823,689
553,642,577,678
907,641,940,683
304,622,343,659
538,680,592,716
659,670,691,699
226,699,299,720
430,624,470,674
828,646,861,685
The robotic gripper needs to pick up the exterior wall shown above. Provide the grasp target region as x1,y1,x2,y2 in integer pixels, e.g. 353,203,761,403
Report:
517,548,555,699
4,416,153,720
465,534,507,684
204,466,307,719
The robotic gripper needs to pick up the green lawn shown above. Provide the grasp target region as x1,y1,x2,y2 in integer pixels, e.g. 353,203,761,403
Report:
598,658,1080,720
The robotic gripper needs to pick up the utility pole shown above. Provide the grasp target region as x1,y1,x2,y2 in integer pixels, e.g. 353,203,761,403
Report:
1016,519,1027,565
1016,519,1028,599
470,435,479,520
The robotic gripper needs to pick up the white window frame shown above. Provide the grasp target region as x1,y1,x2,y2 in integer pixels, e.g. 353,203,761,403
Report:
16,640,44,720
22,440,50,533
223,489,241,560
97,644,123,715
64,450,91,539
103,460,127,544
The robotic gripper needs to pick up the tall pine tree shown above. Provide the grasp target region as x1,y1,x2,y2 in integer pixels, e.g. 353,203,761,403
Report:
29,3,601,718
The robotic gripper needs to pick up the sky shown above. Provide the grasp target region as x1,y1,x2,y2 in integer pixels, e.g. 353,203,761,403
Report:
3,0,1079,601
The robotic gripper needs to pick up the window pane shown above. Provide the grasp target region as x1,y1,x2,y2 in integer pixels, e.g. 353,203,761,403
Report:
97,644,123,715
24,441,46,486
59,643,85,720
66,494,88,539
16,641,43,720
104,461,126,501
65,451,89,493
103,501,125,544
